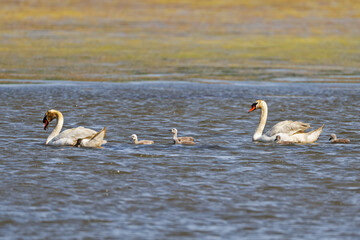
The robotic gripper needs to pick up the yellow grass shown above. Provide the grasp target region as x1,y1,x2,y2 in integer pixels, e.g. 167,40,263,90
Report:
0,0,360,81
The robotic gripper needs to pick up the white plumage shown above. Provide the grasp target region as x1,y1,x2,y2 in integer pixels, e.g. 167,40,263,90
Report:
43,109,107,147
249,100,324,143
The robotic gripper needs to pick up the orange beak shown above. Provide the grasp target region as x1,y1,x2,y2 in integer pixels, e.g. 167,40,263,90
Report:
43,116,49,130
248,105,256,113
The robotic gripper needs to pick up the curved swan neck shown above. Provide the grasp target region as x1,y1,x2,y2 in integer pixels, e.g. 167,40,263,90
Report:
133,136,139,144
172,131,178,140
46,110,64,144
253,101,268,141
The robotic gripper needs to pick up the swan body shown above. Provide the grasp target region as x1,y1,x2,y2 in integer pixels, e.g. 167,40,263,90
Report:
170,128,195,144
173,138,196,145
329,134,350,143
177,140,196,145
131,134,154,145
43,109,107,147
249,100,324,143
275,135,295,145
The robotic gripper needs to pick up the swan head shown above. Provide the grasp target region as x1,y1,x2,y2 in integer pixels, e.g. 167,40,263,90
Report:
130,134,137,140
43,109,58,130
329,134,337,141
248,100,264,113
274,135,281,142
170,128,178,134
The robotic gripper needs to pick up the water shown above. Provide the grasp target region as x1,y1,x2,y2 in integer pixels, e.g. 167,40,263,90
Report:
0,80,359,239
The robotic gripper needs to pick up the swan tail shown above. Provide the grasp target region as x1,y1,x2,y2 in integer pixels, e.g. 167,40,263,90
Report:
76,127,107,147
307,124,324,143
88,126,107,146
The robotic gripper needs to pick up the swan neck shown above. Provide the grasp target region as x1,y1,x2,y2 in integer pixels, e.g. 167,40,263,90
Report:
253,102,268,141
173,132,178,140
46,111,64,144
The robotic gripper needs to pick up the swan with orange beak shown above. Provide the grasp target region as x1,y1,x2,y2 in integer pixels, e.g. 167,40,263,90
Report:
43,109,107,147
248,100,324,143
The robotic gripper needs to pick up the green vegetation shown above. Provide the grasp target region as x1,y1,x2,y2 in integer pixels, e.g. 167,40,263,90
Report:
1,0,360,82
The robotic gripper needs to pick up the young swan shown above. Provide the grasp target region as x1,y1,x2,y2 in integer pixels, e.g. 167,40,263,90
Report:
131,134,154,145
170,128,195,144
274,135,295,145
329,134,350,144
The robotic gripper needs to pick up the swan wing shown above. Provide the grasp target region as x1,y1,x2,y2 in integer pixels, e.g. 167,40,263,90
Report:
138,140,154,145
266,120,311,137
178,137,195,142
59,126,98,139
51,127,98,146
279,124,324,143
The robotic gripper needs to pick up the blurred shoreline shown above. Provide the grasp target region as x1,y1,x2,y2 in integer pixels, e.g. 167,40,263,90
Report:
1,0,360,82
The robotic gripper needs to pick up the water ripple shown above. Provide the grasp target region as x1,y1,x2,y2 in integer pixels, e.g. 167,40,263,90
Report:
0,81,359,239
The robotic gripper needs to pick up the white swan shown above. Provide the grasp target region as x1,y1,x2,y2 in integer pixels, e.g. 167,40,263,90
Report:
248,100,324,143
131,134,154,145
43,109,107,147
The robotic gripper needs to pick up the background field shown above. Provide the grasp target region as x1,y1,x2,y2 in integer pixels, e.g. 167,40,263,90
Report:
1,0,360,82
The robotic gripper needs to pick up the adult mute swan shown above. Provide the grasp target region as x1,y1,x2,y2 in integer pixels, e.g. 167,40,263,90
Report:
248,100,324,143
43,109,107,147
